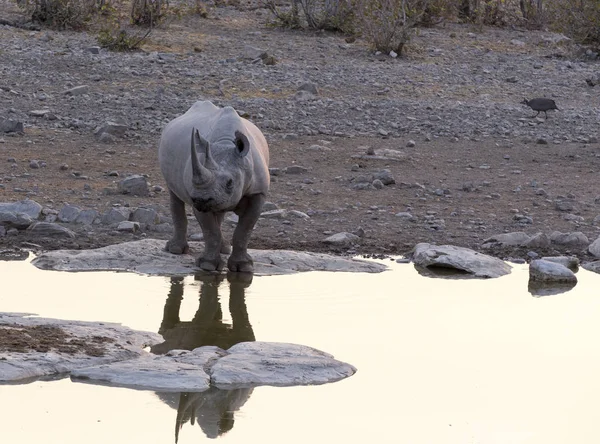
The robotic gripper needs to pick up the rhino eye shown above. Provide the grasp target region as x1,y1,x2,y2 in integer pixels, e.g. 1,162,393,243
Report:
236,138,245,153
226,179,234,191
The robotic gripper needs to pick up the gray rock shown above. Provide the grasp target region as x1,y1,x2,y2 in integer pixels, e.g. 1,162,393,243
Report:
72,352,214,392
529,259,577,284
63,85,89,96
297,82,319,95
29,109,50,117
117,221,140,232
27,222,76,238
372,169,395,185
75,209,99,225
0,199,43,229
412,243,512,278
540,256,579,271
131,207,160,226
582,261,600,274
94,121,128,138
101,207,131,225
588,235,600,258
555,200,575,212
285,165,308,174
287,210,310,219
0,200,44,219
550,231,589,248
72,340,355,391
262,201,279,211
0,211,34,229
372,179,384,189
212,342,356,389
0,313,161,383
260,209,287,219
117,175,149,196
31,238,386,276
58,204,82,223
322,232,360,245
482,232,531,248
0,118,24,133
523,232,551,248
395,212,415,221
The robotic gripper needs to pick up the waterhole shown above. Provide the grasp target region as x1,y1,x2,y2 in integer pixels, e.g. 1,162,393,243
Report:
1,256,600,444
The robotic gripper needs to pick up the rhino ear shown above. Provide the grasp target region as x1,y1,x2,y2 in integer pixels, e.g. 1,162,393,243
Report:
234,131,250,157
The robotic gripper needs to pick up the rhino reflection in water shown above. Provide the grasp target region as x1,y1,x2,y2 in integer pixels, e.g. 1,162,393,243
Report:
152,273,255,441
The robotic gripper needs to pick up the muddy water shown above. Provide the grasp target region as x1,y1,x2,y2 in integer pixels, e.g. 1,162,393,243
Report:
2,257,600,444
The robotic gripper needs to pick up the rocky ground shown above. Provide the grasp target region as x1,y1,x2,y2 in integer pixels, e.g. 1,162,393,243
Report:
1,0,600,262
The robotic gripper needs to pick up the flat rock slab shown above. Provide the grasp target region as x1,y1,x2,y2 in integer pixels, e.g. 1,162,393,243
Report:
211,342,357,389
412,243,512,279
0,313,162,383
31,238,387,276
72,342,356,391
70,349,220,392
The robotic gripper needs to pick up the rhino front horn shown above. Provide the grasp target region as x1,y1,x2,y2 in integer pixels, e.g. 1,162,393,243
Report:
190,128,215,186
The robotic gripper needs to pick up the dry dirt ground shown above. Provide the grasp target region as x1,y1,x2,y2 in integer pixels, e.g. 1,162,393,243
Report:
1,2,600,263
2,130,600,262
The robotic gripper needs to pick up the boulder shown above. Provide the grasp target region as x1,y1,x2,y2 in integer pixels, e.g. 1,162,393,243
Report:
0,199,43,219
101,207,131,225
0,313,161,383
588,235,600,258
550,231,589,248
73,342,355,391
529,259,577,284
31,238,387,276
211,342,356,389
540,256,579,271
131,208,160,226
322,232,360,245
482,232,531,248
75,209,99,225
117,175,149,197
412,243,512,278
523,232,551,249
27,222,76,238
58,204,82,223
0,118,24,133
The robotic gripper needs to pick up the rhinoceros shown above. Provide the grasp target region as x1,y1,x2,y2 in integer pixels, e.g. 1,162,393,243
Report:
158,101,270,273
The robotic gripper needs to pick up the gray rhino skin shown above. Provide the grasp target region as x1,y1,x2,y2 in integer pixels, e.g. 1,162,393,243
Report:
158,101,270,273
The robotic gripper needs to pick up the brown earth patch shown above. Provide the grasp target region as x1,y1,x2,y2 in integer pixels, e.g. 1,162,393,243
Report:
0,324,114,357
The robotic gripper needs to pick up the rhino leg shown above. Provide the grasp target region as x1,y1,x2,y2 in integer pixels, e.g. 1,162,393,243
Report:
166,190,189,254
228,193,266,273
194,209,225,272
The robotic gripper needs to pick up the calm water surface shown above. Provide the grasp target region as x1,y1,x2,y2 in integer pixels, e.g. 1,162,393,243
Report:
2,256,600,444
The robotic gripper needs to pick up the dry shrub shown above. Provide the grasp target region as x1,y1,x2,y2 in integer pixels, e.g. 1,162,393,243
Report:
354,0,429,55
130,0,167,25
545,0,600,48
262,0,354,31
16,0,99,29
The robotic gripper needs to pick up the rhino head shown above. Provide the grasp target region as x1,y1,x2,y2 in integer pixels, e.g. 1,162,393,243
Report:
187,128,250,212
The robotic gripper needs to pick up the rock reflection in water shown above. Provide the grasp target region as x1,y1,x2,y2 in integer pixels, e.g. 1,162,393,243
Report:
152,272,255,441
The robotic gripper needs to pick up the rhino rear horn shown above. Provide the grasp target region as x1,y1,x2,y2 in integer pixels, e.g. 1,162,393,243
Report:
191,128,214,186
234,131,250,157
